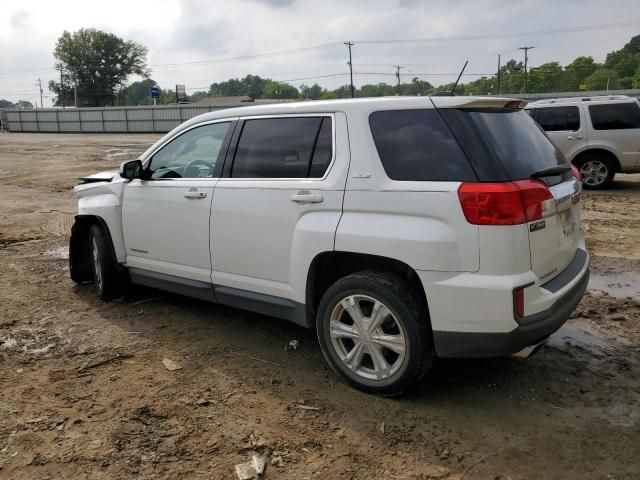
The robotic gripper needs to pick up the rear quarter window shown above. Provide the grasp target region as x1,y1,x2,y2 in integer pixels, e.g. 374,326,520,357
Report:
369,109,476,181
589,103,640,130
533,106,580,132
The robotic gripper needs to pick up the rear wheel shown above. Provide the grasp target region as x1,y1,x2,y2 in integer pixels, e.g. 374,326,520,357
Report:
89,224,123,301
575,153,615,189
316,271,434,395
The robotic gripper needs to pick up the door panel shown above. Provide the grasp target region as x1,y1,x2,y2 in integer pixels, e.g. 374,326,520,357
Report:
211,113,349,303
122,121,232,283
123,179,215,282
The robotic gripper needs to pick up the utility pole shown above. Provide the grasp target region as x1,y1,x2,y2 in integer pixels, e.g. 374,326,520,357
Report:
60,67,65,108
496,54,501,95
344,41,355,98
393,65,404,90
36,78,43,108
73,68,78,107
518,46,535,93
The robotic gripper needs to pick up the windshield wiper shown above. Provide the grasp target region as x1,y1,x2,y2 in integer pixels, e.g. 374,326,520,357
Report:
530,165,571,179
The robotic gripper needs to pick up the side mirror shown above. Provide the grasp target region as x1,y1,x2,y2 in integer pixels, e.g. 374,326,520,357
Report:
119,159,143,180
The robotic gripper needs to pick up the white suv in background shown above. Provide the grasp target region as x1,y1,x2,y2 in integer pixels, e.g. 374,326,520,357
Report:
69,96,589,395
527,95,640,189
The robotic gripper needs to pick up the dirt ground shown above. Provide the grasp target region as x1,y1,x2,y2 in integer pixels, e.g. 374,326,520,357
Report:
0,133,639,480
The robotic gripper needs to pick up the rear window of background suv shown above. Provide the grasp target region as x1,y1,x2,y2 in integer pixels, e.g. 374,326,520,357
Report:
588,102,640,130
370,108,568,183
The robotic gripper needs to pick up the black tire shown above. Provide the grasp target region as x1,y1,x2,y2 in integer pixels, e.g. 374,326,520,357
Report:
316,271,434,395
69,223,92,284
89,224,122,301
574,153,615,190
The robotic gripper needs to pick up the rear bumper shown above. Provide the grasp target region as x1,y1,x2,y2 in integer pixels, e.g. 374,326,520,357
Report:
432,266,589,358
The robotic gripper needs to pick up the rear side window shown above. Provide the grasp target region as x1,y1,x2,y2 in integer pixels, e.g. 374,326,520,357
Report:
534,106,580,132
439,109,568,183
369,109,476,181
231,117,332,178
589,103,640,130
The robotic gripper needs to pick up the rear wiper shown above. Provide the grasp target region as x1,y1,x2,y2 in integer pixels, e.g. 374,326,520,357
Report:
530,165,571,179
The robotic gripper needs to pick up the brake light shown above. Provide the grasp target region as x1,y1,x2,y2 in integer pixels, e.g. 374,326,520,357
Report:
458,180,553,225
571,164,581,183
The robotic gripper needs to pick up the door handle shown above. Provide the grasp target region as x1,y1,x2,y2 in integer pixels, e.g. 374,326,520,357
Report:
184,189,207,199
567,135,583,140
290,191,323,203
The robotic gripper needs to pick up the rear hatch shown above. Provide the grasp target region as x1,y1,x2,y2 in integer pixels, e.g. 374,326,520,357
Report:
434,98,581,282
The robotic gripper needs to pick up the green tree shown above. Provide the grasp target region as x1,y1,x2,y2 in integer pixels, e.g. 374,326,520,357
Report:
359,83,395,97
122,79,156,105
563,56,598,90
300,83,324,100
14,100,34,108
208,75,268,98
318,91,338,100
48,28,149,107
463,76,495,95
528,62,565,93
399,77,434,96
0,99,14,108
262,81,299,99
632,66,640,88
584,68,620,90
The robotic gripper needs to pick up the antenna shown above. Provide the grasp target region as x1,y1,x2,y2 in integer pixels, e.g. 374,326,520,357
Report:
450,60,468,95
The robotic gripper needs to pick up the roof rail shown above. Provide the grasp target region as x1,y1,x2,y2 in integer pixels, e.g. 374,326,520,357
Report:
531,95,631,105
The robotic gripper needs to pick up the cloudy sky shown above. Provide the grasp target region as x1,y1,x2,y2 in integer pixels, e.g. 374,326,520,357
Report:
1,0,639,106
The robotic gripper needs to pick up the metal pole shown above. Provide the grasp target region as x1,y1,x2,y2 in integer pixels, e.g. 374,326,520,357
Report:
518,46,535,93
497,54,501,95
345,41,355,98
60,68,65,108
36,79,43,108
73,68,78,107
394,65,404,88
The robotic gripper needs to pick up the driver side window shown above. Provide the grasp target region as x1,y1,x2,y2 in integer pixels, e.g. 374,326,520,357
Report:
148,122,231,179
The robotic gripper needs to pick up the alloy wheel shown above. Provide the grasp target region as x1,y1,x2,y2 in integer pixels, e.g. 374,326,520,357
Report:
579,160,609,187
91,236,103,292
329,294,407,381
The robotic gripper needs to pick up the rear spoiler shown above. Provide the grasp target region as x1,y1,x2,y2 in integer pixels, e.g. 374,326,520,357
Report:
430,97,528,110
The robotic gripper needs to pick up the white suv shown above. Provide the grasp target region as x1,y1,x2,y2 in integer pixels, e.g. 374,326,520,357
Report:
527,95,640,189
70,96,589,394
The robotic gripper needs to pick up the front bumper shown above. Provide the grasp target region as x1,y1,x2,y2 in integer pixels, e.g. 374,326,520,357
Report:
432,267,589,358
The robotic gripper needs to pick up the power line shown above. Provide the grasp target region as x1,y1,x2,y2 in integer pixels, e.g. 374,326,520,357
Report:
352,19,640,44
3,18,637,79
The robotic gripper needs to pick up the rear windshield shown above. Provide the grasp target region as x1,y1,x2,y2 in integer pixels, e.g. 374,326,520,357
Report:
369,109,477,181
439,108,569,182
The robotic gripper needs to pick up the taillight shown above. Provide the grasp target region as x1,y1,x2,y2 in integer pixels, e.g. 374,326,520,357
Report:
458,180,553,225
570,164,582,204
571,164,581,183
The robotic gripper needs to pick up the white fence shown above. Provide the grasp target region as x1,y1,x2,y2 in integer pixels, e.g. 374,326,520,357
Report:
3,90,640,133
1,104,247,133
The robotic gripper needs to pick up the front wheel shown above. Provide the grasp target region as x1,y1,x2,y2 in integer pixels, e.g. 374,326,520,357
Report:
316,271,434,395
89,224,123,301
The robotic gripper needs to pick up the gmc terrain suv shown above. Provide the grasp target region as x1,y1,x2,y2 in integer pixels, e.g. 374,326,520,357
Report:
527,95,640,189
70,97,589,394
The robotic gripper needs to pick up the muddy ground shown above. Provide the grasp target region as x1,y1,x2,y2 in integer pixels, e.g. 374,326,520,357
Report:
0,133,639,480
